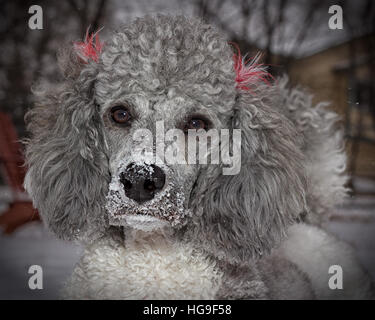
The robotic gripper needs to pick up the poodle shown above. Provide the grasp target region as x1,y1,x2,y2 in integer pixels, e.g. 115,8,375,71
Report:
24,15,373,299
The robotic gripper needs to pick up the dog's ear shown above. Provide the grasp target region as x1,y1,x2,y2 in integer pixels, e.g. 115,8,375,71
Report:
24,54,110,241
57,30,104,80
187,87,308,264
56,46,87,80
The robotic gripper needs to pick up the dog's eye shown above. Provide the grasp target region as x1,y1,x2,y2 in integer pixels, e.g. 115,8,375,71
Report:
185,118,207,131
110,106,131,125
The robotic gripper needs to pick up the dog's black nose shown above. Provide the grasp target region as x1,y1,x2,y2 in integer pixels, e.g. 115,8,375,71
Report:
120,163,166,203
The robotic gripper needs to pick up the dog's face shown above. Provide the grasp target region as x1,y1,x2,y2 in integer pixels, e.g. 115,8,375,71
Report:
25,15,308,263
100,91,224,231
94,16,236,231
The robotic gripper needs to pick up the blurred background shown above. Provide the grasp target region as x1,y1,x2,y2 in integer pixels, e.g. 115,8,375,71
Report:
0,0,374,299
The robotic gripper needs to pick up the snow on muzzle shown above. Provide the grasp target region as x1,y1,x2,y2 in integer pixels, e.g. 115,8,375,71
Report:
105,160,189,230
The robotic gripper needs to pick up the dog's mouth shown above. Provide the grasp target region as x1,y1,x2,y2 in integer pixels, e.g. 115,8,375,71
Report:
122,214,168,232
106,184,186,227
105,161,190,229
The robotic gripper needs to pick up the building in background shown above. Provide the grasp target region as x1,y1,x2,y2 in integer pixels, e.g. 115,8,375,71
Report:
289,33,375,181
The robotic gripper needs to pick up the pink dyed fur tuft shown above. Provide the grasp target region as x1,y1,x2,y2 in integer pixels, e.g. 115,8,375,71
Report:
231,43,272,91
74,28,104,63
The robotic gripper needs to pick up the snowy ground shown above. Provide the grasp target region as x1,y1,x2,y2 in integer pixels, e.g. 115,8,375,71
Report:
0,178,374,300
0,223,82,299
324,195,375,282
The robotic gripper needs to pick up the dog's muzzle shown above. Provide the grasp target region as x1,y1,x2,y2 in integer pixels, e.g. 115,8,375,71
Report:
106,160,190,230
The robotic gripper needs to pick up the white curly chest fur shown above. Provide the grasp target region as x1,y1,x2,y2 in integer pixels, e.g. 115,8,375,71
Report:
63,230,223,299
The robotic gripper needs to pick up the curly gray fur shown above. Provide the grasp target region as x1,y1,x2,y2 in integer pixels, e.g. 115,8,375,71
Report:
24,15,361,299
